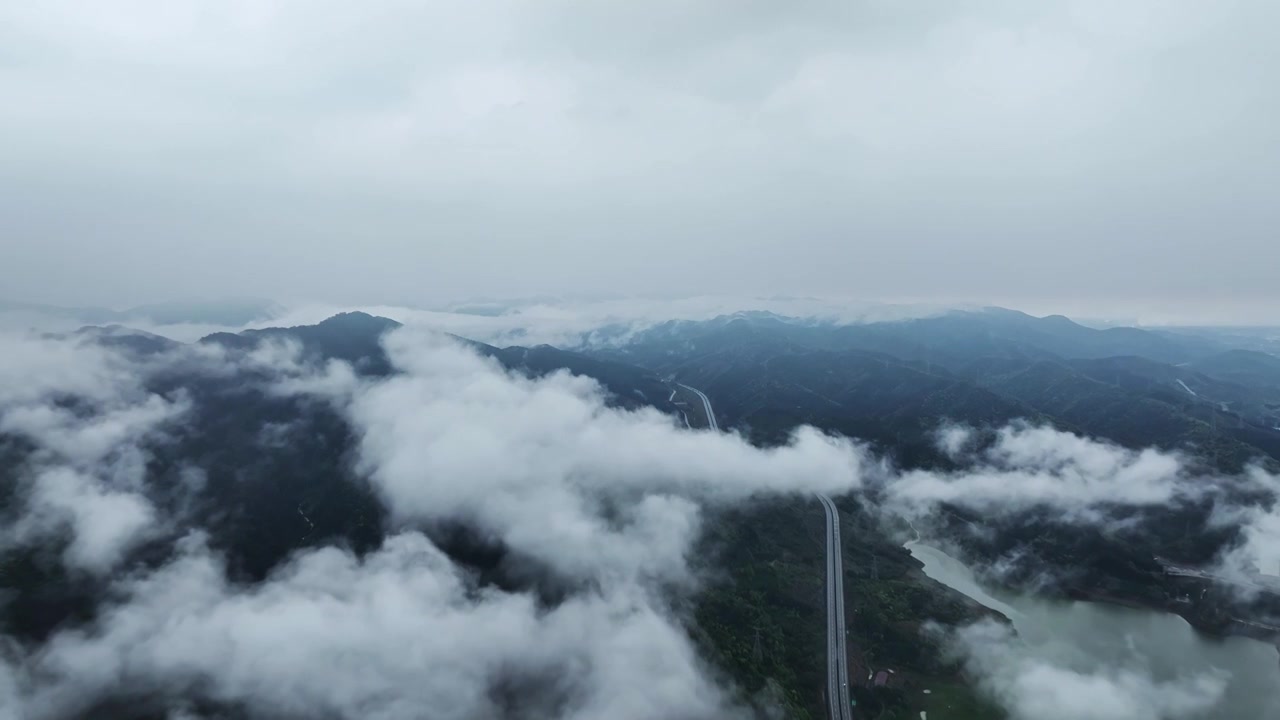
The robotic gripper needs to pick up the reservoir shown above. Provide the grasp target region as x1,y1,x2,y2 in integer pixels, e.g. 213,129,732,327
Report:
906,541,1280,718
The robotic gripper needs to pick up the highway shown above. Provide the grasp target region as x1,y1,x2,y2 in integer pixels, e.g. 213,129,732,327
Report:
677,383,719,431
819,493,854,720
676,382,850,718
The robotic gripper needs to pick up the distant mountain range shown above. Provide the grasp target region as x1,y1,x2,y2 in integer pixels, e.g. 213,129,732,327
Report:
62,306,1280,470
198,312,680,414
589,307,1280,471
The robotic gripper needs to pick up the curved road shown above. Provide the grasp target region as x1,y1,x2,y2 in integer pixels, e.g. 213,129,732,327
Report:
676,382,852,719
677,383,719,431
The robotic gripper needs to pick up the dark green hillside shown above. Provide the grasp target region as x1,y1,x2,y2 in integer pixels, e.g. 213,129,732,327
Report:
672,344,1040,461
602,307,1222,373
695,496,1005,720
1189,348,1280,392
602,311,1280,471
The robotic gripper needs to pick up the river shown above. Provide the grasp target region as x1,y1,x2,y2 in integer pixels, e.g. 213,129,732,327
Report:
906,541,1280,718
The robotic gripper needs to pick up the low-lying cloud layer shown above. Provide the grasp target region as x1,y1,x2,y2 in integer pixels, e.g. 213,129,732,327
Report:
0,333,188,572
17,533,734,720
947,620,1229,720
337,328,864,584
1213,468,1280,579
0,295,956,348
0,325,868,719
896,423,1194,518
899,424,1280,718
890,423,1280,582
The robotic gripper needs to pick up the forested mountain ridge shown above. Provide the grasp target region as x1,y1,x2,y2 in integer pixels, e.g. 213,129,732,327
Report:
593,310,1280,471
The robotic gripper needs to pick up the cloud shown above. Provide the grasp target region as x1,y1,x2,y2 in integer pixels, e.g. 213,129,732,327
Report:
1227,506,1280,578
1209,468,1280,580
211,296,956,349
319,327,865,584
891,423,1280,596
0,332,140,406
0,332,188,572
0,323,870,718
12,467,158,573
945,619,1228,720
12,533,739,720
0,295,958,348
890,423,1193,522
934,423,975,459
895,420,1280,644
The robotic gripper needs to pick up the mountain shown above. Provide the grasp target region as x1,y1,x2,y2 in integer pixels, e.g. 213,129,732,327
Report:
3,313,686,643
836,308,1211,367
668,341,1041,464
200,313,679,415
1071,355,1280,426
1188,349,1280,394
602,307,1222,374
485,344,677,413
1156,326,1280,358
960,356,1277,470
71,325,182,357
201,311,403,374
595,310,1280,469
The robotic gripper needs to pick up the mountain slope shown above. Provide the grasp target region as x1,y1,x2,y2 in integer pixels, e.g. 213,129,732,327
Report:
1189,349,1280,393
199,313,679,415
601,310,1280,469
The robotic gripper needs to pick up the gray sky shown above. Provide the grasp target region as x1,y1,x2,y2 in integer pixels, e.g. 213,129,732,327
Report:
3,1,1278,317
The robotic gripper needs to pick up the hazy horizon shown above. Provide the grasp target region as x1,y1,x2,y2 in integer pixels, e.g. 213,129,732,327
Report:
4,1,1279,319
4,292,1280,333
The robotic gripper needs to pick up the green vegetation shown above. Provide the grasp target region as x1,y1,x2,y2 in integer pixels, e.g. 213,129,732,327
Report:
693,498,826,718
599,307,1280,473
692,497,1003,719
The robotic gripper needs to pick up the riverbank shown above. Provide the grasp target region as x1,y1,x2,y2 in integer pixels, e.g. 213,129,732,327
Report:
905,541,1280,719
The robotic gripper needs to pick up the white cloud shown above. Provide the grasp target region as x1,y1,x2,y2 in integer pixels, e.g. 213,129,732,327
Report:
0,320,870,718
1209,468,1280,580
0,332,188,572
948,619,1228,720
892,423,1192,520
934,423,975,459
14,467,158,573
324,327,865,583
0,332,138,406
1,394,182,472
11,532,739,720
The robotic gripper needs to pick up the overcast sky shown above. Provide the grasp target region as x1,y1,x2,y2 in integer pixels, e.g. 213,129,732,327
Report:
3,1,1278,318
